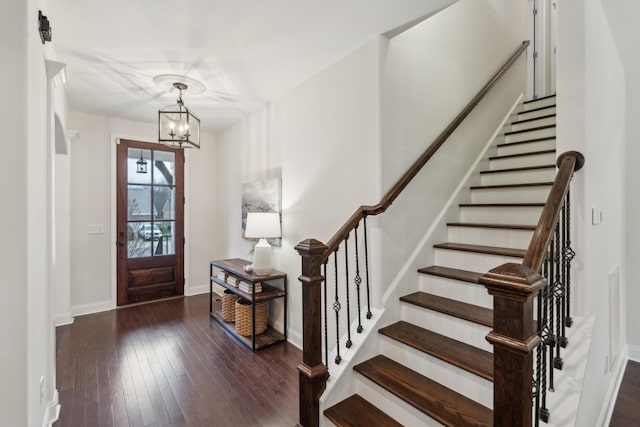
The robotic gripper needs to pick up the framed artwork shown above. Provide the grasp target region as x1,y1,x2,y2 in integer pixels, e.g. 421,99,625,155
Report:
242,178,282,246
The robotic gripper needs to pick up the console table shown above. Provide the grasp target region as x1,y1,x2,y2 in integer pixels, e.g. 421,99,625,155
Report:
209,258,287,351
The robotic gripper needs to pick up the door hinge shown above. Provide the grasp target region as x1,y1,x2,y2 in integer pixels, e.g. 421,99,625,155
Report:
533,8,538,16
183,237,186,245
183,196,186,204
533,51,538,59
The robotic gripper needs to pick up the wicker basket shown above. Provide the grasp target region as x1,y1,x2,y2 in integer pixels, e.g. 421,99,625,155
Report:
235,299,267,336
221,290,239,322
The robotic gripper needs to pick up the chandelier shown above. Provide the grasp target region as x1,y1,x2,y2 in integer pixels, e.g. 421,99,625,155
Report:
158,82,200,149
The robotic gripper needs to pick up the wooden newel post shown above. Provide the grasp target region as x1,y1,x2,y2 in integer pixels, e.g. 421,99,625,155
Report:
295,239,329,427
480,263,546,427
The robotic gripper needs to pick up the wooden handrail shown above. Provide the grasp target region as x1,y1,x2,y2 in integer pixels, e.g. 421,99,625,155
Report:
323,40,530,259
523,150,585,271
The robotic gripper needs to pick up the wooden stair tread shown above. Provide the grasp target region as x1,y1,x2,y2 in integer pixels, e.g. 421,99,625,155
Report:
324,394,403,427
523,94,555,103
433,242,525,258
489,149,555,160
497,136,556,148
447,222,536,230
480,164,556,174
400,292,492,327
459,202,545,207
417,265,483,284
379,321,493,380
504,124,555,136
510,113,556,125
354,355,493,427
470,181,553,190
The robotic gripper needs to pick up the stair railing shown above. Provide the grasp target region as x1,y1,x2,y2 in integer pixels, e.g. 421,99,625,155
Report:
295,40,530,427
481,150,585,427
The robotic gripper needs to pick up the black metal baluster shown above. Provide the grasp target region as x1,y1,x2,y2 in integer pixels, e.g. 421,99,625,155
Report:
553,223,564,370
344,234,352,349
363,216,372,319
354,225,363,333
559,204,568,348
548,237,556,391
540,253,550,422
333,250,341,364
535,282,542,427
564,189,575,327
323,261,329,369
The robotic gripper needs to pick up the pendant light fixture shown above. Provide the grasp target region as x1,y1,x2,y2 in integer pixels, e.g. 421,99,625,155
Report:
158,82,201,149
136,150,148,174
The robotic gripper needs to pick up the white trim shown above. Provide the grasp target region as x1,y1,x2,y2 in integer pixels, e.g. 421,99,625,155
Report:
53,312,74,327
382,93,524,303
185,283,209,296
597,355,628,427
287,328,302,350
627,344,640,362
42,389,60,427
71,299,114,317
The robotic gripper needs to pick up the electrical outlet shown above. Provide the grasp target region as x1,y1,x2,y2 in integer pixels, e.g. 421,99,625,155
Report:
39,376,44,403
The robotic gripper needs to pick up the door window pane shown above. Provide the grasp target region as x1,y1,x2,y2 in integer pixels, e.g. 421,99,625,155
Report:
153,186,175,220
127,222,152,258
154,221,175,255
154,151,175,185
127,148,152,185
128,185,152,221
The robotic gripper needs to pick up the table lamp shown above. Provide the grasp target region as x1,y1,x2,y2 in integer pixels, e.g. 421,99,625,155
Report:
245,212,281,275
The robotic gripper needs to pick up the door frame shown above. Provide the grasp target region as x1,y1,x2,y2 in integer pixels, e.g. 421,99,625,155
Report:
109,133,191,309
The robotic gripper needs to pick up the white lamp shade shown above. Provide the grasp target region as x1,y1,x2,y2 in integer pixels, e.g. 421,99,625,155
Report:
245,212,281,238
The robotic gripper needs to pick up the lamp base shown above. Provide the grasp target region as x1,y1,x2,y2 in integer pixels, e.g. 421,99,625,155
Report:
252,238,273,275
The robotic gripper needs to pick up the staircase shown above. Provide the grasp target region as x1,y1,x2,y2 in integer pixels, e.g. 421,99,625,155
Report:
324,94,558,426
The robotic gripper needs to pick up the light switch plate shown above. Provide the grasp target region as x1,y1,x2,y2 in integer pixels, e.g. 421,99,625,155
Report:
592,207,602,225
88,224,104,234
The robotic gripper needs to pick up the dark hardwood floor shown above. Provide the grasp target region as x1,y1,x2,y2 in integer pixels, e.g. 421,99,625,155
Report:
55,294,300,427
610,360,640,426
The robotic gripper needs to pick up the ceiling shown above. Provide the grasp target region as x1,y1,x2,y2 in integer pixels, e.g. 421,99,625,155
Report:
48,0,456,132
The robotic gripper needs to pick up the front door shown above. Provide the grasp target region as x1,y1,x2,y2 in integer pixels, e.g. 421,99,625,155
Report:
116,139,184,305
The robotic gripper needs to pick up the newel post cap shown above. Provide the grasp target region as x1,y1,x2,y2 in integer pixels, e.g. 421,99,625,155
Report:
295,239,328,256
480,262,546,296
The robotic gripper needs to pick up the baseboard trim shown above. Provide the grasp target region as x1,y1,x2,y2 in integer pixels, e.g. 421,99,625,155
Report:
627,344,640,362
71,300,115,317
287,328,302,350
597,355,627,427
186,283,209,296
43,389,60,427
54,312,74,327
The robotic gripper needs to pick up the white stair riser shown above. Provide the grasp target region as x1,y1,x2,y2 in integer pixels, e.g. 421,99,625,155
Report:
518,106,556,121
401,303,493,352
417,274,492,308
505,127,555,143
522,96,556,111
434,248,523,272
354,376,446,427
490,151,556,170
480,168,556,186
497,138,556,156
510,115,556,131
380,337,494,408
471,185,551,203
459,206,543,225
447,226,533,250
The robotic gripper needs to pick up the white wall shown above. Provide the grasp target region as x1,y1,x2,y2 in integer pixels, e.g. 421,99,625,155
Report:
378,0,526,290
67,111,219,314
0,1,29,425
557,0,627,424
215,39,382,347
